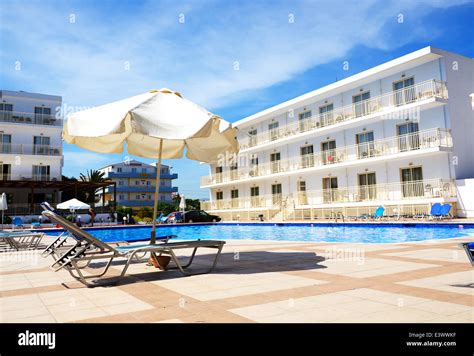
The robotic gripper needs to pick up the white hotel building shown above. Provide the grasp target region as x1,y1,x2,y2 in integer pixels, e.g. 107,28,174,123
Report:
200,47,474,220
0,90,63,213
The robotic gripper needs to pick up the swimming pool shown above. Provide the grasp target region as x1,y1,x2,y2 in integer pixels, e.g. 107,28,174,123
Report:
42,222,474,244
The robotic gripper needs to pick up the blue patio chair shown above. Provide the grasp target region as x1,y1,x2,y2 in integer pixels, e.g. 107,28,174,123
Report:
373,206,385,220
459,242,474,266
12,217,24,229
438,203,452,219
427,203,443,220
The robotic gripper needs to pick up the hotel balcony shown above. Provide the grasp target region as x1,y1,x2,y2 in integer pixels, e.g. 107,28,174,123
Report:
0,144,62,156
201,128,452,187
114,186,178,193
239,79,448,151
108,172,178,179
200,179,456,211
0,111,62,127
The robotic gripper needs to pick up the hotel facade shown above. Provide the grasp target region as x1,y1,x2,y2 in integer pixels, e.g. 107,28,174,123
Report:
96,160,178,209
200,47,474,220
0,90,63,214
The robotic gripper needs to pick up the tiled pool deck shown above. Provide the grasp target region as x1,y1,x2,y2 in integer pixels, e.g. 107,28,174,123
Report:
1,236,473,323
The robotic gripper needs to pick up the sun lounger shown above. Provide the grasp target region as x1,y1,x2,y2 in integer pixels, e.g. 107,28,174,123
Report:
438,203,452,220
458,242,474,266
0,230,44,250
41,209,225,287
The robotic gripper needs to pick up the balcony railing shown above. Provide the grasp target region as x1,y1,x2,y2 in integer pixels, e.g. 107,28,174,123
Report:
201,128,452,186
0,144,62,156
0,111,62,126
200,179,456,211
240,79,448,150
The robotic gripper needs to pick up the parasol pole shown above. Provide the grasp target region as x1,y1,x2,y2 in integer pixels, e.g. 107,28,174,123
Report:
151,138,164,244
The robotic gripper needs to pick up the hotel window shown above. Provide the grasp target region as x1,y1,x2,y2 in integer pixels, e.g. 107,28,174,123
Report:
216,191,223,200
0,104,13,121
215,166,223,183
268,122,279,141
397,122,420,152
321,140,336,165
249,156,259,177
353,92,370,117
147,195,152,200
136,195,140,200
230,163,238,180
0,163,11,181
231,189,239,208
32,165,50,181
33,136,50,155
117,167,122,172
393,77,415,105
34,107,51,124
297,181,308,205
250,186,260,207
298,111,312,132
118,195,124,200
118,181,124,186
270,152,281,173
248,129,257,147
131,168,137,173
401,167,424,198
319,104,334,126
300,145,314,168
142,168,147,173
0,133,12,154
358,172,377,201
271,184,282,205
135,180,140,185
146,181,151,186
322,177,338,203
356,131,375,159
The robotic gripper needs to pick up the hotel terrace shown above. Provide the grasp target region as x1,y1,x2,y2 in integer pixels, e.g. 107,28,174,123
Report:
200,47,474,221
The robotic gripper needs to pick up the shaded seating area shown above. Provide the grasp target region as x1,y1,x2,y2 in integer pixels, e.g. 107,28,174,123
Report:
41,209,226,287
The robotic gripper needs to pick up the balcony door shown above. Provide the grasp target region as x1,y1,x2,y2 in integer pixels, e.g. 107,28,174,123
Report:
0,103,13,122
297,180,307,205
271,183,282,206
215,191,224,209
231,189,239,208
250,186,260,207
356,131,375,159
0,133,12,154
298,111,312,132
230,163,238,181
353,92,370,118
0,164,11,180
268,122,279,141
34,107,52,124
321,140,336,165
358,172,377,201
397,122,419,152
319,104,334,126
215,166,223,183
249,156,259,177
393,77,415,106
401,167,423,198
33,136,51,155
300,145,314,168
270,152,281,173
322,177,338,203
32,165,50,181
248,129,257,147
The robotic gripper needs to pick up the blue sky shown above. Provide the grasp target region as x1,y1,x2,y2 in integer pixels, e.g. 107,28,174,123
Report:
1,0,473,198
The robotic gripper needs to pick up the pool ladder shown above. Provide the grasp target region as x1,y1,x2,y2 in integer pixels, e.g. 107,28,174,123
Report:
331,212,345,223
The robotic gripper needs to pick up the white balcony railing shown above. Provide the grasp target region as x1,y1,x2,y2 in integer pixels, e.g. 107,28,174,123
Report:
201,128,452,186
240,79,447,150
0,110,62,126
0,144,62,156
200,179,456,211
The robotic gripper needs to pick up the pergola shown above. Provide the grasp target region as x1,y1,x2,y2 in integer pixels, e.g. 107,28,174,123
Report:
0,180,117,214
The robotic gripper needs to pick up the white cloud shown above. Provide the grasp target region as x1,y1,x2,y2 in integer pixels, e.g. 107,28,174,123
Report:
1,0,471,113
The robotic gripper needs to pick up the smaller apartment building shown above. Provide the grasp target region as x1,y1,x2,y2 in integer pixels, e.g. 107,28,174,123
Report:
0,90,63,213
200,47,474,220
96,160,178,209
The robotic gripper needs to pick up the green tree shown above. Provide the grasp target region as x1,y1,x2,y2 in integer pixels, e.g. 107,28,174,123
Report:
79,169,110,206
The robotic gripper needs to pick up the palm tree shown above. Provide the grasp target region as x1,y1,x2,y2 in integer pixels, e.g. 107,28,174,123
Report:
79,169,110,205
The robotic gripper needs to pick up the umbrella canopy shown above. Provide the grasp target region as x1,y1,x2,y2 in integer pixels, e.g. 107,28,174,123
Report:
0,193,7,211
57,198,91,210
179,195,186,211
64,88,237,161
63,88,238,243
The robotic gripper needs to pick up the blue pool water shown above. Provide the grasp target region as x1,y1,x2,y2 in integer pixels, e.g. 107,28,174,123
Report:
42,223,474,244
